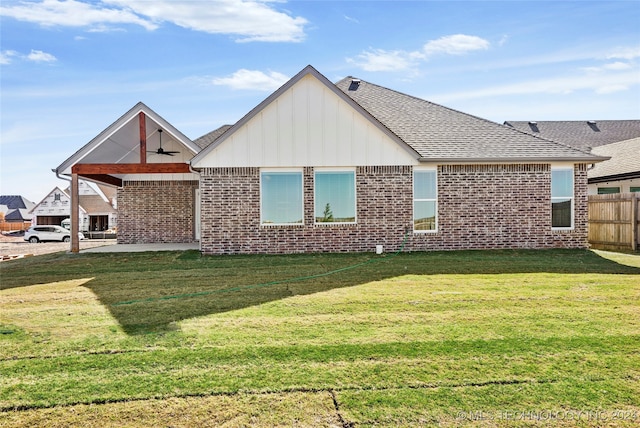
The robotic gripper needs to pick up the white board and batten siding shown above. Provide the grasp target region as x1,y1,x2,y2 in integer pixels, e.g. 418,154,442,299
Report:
195,74,418,168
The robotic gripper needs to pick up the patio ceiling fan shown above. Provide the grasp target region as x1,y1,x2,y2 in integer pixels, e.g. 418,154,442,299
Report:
148,129,179,156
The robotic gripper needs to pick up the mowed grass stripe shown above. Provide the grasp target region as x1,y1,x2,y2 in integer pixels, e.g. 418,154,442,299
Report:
337,379,640,427
2,335,639,410
2,334,639,369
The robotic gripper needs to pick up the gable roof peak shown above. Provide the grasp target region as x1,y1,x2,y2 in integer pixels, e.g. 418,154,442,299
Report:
191,65,419,166
56,102,200,176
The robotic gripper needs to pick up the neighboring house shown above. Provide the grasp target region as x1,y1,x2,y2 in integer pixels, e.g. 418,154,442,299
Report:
0,195,35,231
504,120,640,152
587,137,640,194
30,181,117,231
57,65,605,254
504,120,640,195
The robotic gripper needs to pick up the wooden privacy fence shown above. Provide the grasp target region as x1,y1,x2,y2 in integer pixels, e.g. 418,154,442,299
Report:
588,193,639,251
0,221,31,233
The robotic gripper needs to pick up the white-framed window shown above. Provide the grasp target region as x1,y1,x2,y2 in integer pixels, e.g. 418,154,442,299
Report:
551,167,574,229
314,169,356,224
413,168,437,232
260,169,303,225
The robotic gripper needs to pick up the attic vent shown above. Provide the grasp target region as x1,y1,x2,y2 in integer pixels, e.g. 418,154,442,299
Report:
587,120,596,125
587,120,600,132
348,78,361,91
528,121,539,132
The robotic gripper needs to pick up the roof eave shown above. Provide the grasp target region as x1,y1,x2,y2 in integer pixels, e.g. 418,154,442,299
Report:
418,155,611,163
588,171,640,183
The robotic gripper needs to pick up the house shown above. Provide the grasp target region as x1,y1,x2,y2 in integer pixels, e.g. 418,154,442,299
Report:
30,181,117,231
57,65,606,254
503,120,640,152
587,137,640,194
504,120,640,194
0,195,35,232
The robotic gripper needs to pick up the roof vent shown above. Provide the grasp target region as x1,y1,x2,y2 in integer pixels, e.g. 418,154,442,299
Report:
528,121,539,132
587,120,600,132
348,78,361,91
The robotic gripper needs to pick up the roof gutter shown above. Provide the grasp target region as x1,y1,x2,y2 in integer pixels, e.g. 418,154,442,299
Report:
189,162,201,175
588,171,640,184
417,156,611,163
53,168,71,183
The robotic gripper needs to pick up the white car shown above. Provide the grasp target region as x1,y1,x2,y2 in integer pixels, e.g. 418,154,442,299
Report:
24,225,71,243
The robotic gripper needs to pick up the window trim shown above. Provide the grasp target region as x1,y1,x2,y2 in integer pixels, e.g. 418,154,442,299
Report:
551,167,574,230
313,167,357,225
260,168,304,226
413,167,438,233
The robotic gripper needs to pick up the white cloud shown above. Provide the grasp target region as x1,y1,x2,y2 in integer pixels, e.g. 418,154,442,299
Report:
27,49,57,63
595,84,630,95
212,69,290,91
344,15,359,24
0,0,307,42
606,46,640,60
115,0,308,42
346,48,421,72
0,0,157,30
347,34,490,73
604,61,633,71
0,49,57,64
0,50,19,65
430,70,639,103
583,61,633,73
423,34,490,56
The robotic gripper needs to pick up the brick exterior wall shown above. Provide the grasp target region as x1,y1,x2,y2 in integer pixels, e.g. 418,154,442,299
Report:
117,180,198,244
413,164,588,250
199,164,589,255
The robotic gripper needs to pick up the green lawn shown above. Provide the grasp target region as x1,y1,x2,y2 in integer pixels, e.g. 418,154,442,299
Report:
1,249,639,427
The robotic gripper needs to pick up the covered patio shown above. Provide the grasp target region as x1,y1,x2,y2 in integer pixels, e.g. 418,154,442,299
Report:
55,103,202,253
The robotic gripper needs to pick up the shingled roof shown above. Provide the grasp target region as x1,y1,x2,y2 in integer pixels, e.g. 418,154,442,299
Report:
335,77,602,162
504,120,640,152
77,195,116,214
588,137,640,182
192,66,606,164
194,124,233,150
0,195,35,222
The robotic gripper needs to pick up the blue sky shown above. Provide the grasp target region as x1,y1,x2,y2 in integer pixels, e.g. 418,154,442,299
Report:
1,0,639,202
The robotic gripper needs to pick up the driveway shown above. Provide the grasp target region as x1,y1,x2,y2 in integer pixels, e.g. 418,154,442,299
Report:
0,235,116,260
